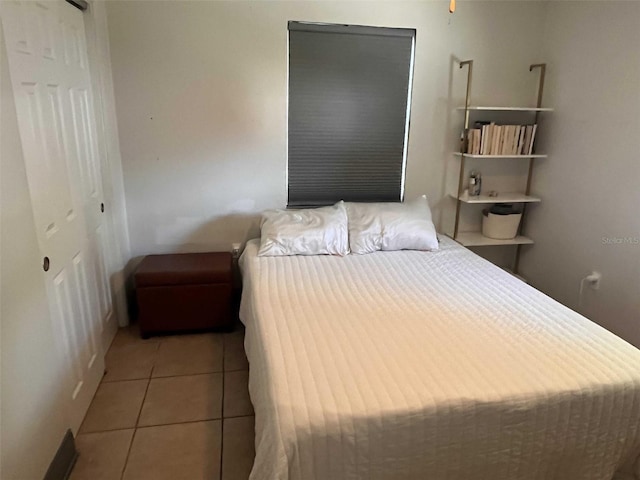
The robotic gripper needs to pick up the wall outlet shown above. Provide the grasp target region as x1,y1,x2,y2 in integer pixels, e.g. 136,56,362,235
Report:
578,270,602,308
231,242,241,258
585,271,602,290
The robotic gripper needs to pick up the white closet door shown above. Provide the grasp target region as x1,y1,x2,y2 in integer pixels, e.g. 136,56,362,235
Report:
59,1,115,346
1,0,110,433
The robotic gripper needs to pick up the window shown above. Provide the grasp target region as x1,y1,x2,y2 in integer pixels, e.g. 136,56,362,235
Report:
287,22,416,207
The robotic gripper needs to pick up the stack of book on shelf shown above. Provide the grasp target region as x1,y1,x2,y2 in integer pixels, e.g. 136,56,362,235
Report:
466,122,538,155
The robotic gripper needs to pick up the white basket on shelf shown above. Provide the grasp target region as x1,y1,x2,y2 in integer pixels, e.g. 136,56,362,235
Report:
482,209,522,240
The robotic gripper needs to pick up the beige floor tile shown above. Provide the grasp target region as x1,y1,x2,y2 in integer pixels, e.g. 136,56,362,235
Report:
222,416,255,480
224,330,248,371
80,380,148,433
104,342,159,382
224,370,253,418
123,421,221,480
70,429,134,480
110,324,160,348
153,334,223,377
138,373,223,427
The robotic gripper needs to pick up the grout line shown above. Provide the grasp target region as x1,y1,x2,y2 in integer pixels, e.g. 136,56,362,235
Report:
224,366,249,373
134,356,157,428
119,428,137,480
119,357,155,480
135,417,225,430
103,340,159,383
81,425,140,435
77,375,106,434
149,370,226,380
223,413,255,421
79,413,253,435
77,426,136,436
120,385,152,479
101,376,153,384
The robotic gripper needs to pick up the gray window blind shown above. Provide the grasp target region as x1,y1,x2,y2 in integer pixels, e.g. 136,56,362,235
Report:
287,22,415,207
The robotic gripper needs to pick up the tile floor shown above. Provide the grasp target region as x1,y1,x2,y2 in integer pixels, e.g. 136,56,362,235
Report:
70,325,255,480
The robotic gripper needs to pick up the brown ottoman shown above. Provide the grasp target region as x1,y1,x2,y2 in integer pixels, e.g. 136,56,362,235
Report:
134,252,233,338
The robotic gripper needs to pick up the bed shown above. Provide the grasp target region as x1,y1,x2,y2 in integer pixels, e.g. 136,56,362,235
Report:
239,236,640,480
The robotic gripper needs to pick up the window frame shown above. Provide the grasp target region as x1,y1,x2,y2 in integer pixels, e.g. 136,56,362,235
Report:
286,21,416,207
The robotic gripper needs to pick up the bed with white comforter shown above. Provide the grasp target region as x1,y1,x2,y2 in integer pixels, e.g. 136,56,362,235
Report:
239,236,640,480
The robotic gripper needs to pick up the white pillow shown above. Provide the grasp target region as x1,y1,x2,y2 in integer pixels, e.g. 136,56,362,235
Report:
346,195,439,254
258,201,349,256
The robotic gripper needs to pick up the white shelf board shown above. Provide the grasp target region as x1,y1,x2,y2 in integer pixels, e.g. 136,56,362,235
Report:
455,232,534,247
457,106,554,112
453,192,541,204
453,153,548,159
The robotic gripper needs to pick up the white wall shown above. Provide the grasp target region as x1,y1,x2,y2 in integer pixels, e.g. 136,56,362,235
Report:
106,0,547,260
1,24,69,480
520,1,640,347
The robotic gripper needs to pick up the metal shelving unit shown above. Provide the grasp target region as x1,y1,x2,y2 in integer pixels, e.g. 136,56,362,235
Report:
451,60,552,274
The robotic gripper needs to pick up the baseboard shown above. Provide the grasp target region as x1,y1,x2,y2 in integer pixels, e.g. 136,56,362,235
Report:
43,429,78,480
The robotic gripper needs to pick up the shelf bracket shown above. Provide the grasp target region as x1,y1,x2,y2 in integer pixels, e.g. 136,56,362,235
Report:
514,63,547,274
459,60,474,131
529,63,547,113
453,60,473,239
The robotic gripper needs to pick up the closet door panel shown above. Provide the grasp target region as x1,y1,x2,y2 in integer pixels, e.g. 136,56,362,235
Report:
1,0,107,433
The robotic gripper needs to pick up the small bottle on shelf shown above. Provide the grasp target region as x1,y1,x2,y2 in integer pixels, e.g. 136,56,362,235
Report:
468,171,482,196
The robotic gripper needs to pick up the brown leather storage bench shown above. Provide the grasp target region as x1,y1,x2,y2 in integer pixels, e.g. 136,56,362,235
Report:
134,252,233,338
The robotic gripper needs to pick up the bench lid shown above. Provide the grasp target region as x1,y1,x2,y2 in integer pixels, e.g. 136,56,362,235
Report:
135,252,232,287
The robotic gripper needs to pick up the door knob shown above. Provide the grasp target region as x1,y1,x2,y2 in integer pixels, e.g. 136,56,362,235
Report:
43,256,50,272
100,202,104,213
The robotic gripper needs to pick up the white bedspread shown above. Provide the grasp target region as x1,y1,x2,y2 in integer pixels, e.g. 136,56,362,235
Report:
239,237,640,480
